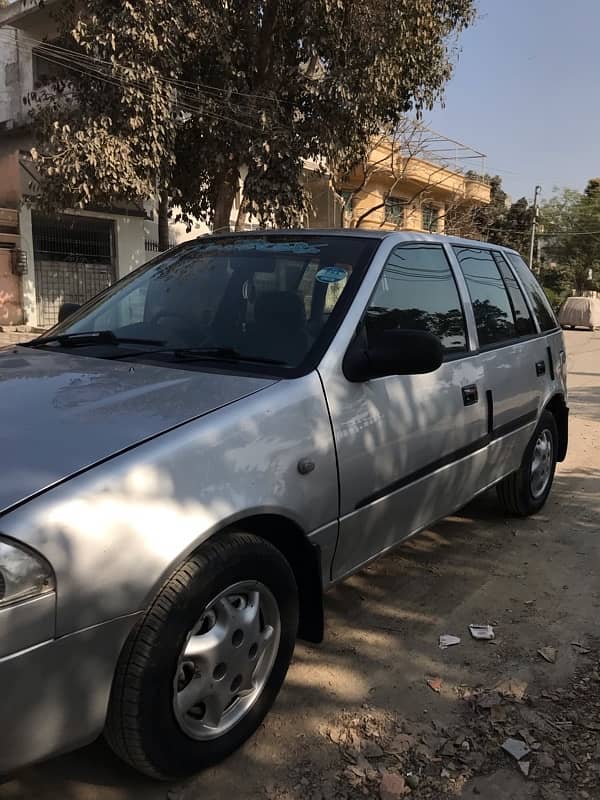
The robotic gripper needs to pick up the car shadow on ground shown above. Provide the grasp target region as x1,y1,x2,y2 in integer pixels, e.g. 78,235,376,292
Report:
567,384,600,422
2,468,599,800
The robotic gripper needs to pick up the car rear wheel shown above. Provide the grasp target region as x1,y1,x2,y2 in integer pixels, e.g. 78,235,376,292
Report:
105,532,298,779
496,410,558,516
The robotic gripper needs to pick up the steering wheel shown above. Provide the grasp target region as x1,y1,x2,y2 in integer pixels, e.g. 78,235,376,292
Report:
152,312,184,328
150,312,211,348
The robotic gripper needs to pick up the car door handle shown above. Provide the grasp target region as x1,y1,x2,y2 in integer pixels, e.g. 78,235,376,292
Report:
462,384,478,406
535,360,546,377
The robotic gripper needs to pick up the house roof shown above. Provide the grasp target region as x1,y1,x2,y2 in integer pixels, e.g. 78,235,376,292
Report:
0,0,60,28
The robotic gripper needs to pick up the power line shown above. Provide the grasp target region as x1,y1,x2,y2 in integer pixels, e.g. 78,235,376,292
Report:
0,29,298,109
0,29,493,162
7,31,490,183
538,230,600,237
0,31,274,134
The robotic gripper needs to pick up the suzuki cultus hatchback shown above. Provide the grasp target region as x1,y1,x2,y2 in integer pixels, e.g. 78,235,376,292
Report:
0,231,567,777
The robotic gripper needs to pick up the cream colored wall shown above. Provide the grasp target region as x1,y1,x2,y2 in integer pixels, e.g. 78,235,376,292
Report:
0,249,22,325
18,204,36,324
334,140,491,233
341,176,449,233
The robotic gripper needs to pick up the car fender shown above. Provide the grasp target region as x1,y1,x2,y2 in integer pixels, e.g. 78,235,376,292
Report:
0,372,338,637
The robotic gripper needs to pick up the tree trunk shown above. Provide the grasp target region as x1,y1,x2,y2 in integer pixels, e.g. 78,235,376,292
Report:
234,194,247,231
158,190,170,251
213,170,239,233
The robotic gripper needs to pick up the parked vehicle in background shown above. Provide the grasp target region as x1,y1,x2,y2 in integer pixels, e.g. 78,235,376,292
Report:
558,295,600,331
0,231,568,779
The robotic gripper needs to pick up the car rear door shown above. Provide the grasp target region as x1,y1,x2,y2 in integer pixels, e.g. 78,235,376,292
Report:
450,246,549,479
504,251,567,419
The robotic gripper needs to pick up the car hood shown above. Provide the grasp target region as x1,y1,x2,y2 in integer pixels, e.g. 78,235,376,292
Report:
0,346,276,515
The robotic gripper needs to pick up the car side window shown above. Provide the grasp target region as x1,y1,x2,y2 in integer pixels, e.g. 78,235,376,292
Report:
367,244,468,354
492,252,536,337
453,246,516,346
505,252,558,332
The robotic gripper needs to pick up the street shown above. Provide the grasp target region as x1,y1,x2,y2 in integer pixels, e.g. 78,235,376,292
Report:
1,330,599,800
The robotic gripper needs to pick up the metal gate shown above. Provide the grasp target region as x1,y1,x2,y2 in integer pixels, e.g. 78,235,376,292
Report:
32,213,116,328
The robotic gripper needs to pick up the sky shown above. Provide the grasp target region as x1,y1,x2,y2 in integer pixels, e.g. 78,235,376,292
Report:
425,0,600,203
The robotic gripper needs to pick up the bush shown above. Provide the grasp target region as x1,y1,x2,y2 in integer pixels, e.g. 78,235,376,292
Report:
542,286,570,313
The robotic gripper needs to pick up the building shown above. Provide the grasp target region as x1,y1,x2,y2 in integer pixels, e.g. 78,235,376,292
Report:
0,0,166,328
304,128,491,232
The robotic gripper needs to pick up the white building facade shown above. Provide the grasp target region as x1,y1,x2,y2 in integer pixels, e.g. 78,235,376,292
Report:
0,1,175,327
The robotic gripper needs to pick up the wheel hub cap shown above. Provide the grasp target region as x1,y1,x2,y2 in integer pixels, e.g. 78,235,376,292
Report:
530,428,553,499
173,580,280,740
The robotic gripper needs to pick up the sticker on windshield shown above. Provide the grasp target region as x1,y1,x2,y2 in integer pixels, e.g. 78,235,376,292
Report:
315,266,348,284
226,241,323,255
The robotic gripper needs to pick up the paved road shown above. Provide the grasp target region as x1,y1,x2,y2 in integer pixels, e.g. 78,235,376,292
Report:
1,330,599,800
0,330,34,347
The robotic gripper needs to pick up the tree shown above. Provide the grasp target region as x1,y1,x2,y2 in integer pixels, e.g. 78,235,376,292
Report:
540,185,600,296
29,0,476,236
443,172,534,255
28,0,211,249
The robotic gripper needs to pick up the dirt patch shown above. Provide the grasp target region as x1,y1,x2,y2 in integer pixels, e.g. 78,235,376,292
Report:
265,644,600,800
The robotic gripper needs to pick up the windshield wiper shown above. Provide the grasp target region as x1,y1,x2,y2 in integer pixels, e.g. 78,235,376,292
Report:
174,347,287,365
27,334,287,366
114,346,287,366
26,330,165,348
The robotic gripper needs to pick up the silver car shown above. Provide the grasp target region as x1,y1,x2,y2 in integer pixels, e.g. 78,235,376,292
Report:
0,231,568,778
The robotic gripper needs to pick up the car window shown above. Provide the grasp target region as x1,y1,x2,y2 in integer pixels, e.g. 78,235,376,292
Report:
492,252,536,337
453,246,516,346
52,235,378,372
367,244,468,354
505,252,558,332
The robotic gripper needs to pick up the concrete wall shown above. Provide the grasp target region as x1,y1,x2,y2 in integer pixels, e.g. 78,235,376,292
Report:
0,249,22,325
304,170,339,229
18,206,153,326
0,27,21,127
344,176,448,232
58,209,150,279
0,148,21,207
17,204,36,325
167,213,211,245
113,215,148,278
0,27,34,129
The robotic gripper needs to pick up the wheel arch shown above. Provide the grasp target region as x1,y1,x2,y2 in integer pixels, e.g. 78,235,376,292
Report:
544,393,569,462
218,514,324,644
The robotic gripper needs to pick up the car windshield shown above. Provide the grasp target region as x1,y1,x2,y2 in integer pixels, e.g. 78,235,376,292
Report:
48,234,378,372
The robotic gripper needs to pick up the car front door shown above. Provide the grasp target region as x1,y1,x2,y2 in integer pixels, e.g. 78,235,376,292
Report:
319,241,490,581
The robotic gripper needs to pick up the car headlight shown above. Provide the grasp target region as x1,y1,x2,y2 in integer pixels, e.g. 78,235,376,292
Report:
0,537,55,608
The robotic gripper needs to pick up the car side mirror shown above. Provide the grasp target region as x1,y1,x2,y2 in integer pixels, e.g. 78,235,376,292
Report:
343,328,444,382
57,302,81,323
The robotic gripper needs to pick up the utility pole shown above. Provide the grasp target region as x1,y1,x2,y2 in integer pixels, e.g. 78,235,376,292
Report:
529,184,541,271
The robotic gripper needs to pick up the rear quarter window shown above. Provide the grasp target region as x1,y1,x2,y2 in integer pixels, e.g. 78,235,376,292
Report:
505,253,558,332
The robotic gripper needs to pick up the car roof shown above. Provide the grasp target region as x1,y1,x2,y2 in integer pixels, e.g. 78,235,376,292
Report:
196,229,389,241
193,228,521,255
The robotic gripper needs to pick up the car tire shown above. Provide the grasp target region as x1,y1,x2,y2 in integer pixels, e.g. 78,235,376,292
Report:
496,410,558,517
105,532,299,779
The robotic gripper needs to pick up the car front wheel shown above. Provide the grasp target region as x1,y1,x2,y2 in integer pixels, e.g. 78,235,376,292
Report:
105,532,298,779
